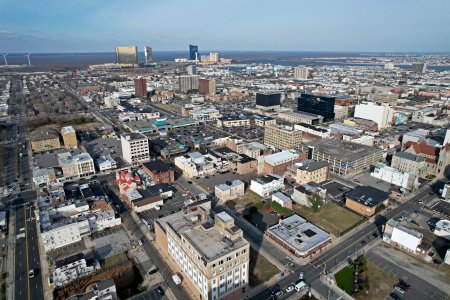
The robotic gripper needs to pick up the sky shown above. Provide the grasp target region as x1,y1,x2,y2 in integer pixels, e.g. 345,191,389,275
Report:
1,0,450,53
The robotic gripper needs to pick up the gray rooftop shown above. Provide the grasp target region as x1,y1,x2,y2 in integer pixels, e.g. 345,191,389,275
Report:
268,214,330,254
305,139,382,161
394,151,425,163
298,160,329,172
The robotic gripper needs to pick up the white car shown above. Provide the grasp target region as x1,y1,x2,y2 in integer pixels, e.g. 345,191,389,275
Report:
285,285,294,293
29,269,35,278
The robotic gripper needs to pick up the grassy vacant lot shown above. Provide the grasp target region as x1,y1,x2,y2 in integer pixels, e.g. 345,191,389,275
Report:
249,247,279,287
293,202,364,237
335,265,355,294
362,261,397,300
236,190,263,211
102,252,130,268
154,102,182,114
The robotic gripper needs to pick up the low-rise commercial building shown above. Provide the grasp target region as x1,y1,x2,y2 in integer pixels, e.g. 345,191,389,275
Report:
142,159,175,184
57,152,95,180
215,180,245,203
174,152,215,178
51,253,97,288
277,111,323,125
294,123,330,139
371,163,418,191
66,277,117,300
154,205,250,300
250,174,284,197
291,183,326,207
345,186,389,217
383,219,424,253
267,214,331,257
434,220,450,241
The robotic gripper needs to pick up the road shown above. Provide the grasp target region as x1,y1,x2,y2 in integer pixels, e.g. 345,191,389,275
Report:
251,184,449,300
1,76,45,300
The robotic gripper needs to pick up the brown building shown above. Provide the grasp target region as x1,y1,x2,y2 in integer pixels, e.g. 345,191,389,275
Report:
142,160,175,184
61,126,78,148
198,78,216,95
134,78,147,98
30,128,61,153
263,151,304,175
345,186,389,217
296,161,330,184
236,154,257,174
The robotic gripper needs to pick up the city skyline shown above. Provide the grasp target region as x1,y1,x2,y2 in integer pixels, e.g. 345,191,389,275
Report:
1,0,450,53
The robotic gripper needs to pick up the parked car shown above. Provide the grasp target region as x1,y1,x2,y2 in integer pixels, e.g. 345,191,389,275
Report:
394,284,407,294
274,290,284,298
148,268,159,275
285,285,295,293
271,284,281,294
157,286,165,295
389,292,401,300
399,279,410,288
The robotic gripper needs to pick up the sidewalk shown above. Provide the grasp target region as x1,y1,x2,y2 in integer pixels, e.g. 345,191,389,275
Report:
35,211,53,300
6,208,15,300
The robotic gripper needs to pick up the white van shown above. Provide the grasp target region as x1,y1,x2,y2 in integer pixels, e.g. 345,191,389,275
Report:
295,280,307,292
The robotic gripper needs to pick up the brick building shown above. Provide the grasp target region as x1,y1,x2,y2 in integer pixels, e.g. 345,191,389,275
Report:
142,160,175,184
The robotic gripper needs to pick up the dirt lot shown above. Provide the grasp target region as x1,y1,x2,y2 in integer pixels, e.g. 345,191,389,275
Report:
293,202,364,237
248,247,279,288
362,261,397,300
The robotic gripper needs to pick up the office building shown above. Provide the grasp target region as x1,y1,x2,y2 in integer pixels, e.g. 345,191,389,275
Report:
294,66,308,80
267,214,331,258
210,52,219,63
115,46,138,65
264,124,302,150
57,152,95,180
297,93,335,120
345,186,389,217
255,92,281,110
120,133,150,165
199,78,216,95
187,65,197,75
134,78,147,98
411,63,427,74
144,46,153,64
189,44,199,60
155,206,250,300
179,75,199,92
215,180,245,203
303,139,383,176
354,102,394,129
61,126,77,149
30,128,61,152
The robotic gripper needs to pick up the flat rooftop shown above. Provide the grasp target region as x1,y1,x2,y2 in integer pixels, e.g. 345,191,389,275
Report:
265,151,298,166
346,185,389,207
268,214,330,254
306,139,382,161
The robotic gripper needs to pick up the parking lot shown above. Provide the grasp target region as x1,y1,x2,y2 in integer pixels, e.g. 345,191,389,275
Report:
129,287,167,300
367,245,450,300
91,226,131,260
189,171,257,192
352,172,392,192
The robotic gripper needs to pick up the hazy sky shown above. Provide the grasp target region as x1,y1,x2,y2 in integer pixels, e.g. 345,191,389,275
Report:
1,0,449,53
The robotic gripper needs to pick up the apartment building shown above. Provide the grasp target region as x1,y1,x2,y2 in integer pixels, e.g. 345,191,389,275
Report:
296,161,330,184
61,126,78,148
215,180,245,203
121,133,150,165
250,174,284,197
51,253,96,288
155,205,250,300
264,124,302,151
30,128,61,152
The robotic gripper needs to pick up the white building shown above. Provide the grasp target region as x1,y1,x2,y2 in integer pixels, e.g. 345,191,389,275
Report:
354,102,394,129
294,123,330,138
32,167,55,187
371,163,418,191
120,133,150,165
104,97,121,108
215,180,245,203
434,220,450,240
174,152,215,178
189,107,221,122
272,192,292,209
52,254,96,287
383,219,423,253
350,135,375,147
250,174,284,197
57,152,96,180
96,155,117,172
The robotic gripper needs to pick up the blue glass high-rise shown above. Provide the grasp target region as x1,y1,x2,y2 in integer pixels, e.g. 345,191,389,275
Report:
189,45,198,60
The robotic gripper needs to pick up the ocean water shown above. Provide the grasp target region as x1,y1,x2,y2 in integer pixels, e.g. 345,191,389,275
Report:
1,51,449,71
